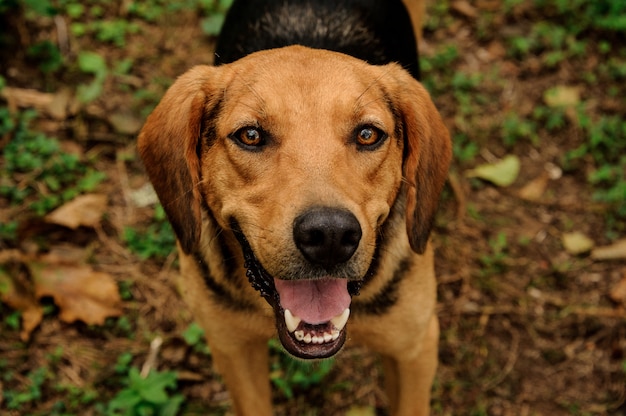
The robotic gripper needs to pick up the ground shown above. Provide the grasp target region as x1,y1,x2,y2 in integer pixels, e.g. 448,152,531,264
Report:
0,1,625,415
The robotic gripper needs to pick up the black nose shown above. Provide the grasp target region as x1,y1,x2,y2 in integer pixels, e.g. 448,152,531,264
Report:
293,208,362,269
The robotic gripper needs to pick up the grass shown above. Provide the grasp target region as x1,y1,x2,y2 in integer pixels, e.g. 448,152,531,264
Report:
0,106,106,217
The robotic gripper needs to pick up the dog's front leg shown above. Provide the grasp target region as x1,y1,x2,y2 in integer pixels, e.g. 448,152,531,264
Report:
382,314,439,416
210,340,272,415
178,253,274,415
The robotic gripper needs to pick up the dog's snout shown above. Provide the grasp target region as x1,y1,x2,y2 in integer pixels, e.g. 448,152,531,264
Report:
293,208,362,268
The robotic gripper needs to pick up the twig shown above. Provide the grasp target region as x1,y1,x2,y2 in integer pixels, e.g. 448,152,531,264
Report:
483,326,520,391
140,336,163,378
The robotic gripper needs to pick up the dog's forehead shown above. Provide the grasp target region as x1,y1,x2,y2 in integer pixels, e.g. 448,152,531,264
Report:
221,46,394,121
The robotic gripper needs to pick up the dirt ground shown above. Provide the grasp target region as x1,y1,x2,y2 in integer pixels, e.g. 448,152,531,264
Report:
1,1,625,415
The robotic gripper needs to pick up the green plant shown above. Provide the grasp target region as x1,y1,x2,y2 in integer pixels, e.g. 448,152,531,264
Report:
0,108,106,216
478,232,509,279
106,367,184,416
124,205,176,260
182,322,211,354
77,50,108,103
565,113,626,219
268,339,335,399
200,0,234,36
501,113,540,147
3,367,49,410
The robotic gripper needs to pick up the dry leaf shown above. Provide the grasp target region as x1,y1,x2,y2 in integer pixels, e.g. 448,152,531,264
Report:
108,112,143,135
0,266,43,341
609,271,626,304
345,406,376,416
518,172,550,201
45,194,108,229
543,85,581,108
466,155,520,187
591,239,626,260
562,232,594,255
451,0,478,18
27,258,122,325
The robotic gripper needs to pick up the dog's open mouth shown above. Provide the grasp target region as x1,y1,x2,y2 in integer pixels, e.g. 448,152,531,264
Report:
234,228,355,359
274,278,350,359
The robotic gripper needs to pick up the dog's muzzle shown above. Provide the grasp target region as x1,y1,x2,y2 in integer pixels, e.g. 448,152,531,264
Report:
232,208,364,359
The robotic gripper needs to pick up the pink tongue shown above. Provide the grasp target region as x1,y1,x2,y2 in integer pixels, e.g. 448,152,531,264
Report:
274,278,351,325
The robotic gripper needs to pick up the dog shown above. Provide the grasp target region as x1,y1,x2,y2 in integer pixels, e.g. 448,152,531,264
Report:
138,0,451,414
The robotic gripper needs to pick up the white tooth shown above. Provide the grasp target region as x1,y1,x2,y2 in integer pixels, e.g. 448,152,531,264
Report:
330,308,350,331
303,333,312,344
294,330,305,341
323,332,333,342
284,309,301,333
312,335,321,344
331,329,340,341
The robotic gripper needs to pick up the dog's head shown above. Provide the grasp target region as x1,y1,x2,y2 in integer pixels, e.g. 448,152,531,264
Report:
138,46,451,359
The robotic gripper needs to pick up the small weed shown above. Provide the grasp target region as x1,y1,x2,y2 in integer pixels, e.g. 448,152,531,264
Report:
182,322,211,355
76,50,108,103
565,112,626,219
268,339,334,399
200,0,234,36
0,108,106,216
3,367,49,410
106,366,184,416
479,232,509,279
124,205,176,260
26,40,63,74
502,113,540,147
420,45,459,95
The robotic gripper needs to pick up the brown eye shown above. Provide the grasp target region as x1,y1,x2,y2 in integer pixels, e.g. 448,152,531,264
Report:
232,127,266,149
355,126,386,149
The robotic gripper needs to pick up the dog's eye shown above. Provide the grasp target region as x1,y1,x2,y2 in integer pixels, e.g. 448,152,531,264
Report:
232,127,265,148
355,126,386,149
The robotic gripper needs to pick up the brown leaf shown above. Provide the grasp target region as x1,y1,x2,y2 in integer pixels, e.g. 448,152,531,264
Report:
0,264,43,341
451,0,478,18
591,239,626,261
27,257,122,325
518,172,550,201
562,232,594,255
609,271,626,304
45,194,108,229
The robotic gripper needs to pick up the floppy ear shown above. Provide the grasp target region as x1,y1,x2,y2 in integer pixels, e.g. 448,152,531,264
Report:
137,65,218,254
388,65,452,254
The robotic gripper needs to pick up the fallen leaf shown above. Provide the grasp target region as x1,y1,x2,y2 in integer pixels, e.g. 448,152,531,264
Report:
465,155,520,187
451,0,478,18
108,112,143,135
543,85,581,108
591,239,626,260
345,406,376,416
609,271,626,304
45,194,107,229
27,257,122,325
562,232,594,255
518,172,550,201
0,265,43,341
131,183,159,208
47,88,72,120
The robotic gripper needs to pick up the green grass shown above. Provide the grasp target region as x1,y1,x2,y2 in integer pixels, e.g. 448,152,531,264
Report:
0,107,106,217
124,205,176,260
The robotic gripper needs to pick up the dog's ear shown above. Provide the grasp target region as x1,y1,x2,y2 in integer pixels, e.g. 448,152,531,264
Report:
137,65,218,254
387,65,452,254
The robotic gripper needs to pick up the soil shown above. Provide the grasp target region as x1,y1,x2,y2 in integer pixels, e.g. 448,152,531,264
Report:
1,2,625,416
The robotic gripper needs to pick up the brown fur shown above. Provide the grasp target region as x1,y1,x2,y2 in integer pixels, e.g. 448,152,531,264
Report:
138,45,450,415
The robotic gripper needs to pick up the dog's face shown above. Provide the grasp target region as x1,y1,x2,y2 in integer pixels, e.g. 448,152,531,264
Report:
138,46,451,359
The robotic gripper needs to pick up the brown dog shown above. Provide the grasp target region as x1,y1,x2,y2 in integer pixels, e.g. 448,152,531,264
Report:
138,1,450,415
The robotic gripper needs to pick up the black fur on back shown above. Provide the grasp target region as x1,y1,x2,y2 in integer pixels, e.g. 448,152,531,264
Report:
214,0,419,79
